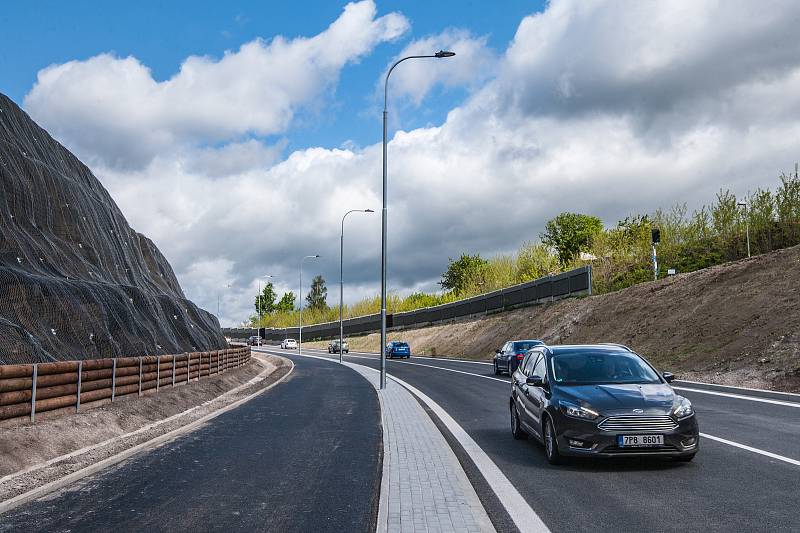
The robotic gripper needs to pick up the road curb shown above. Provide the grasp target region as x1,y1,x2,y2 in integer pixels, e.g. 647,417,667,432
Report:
0,354,294,515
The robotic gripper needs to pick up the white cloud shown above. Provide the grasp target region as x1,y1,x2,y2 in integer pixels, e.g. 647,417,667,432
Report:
22,0,800,327
383,29,497,105
24,0,409,170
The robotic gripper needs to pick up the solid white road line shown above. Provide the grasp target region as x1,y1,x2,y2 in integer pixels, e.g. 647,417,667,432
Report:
300,346,494,365
674,387,800,409
391,360,508,383
0,356,295,514
700,433,800,467
388,374,549,533
275,348,549,533
266,348,800,470
677,379,800,398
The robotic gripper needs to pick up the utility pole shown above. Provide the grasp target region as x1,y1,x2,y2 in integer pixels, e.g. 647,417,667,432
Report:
651,228,660,281
738,202,751,258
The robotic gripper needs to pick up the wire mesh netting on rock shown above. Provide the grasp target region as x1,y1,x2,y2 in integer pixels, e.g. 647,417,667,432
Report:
0,93,226,364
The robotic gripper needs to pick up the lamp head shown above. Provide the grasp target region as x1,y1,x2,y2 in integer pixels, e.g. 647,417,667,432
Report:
365,209,375,213
435,50,456,58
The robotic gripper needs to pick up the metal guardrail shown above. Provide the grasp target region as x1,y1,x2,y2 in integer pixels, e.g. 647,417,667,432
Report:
225,265,592,342
0,347,251,423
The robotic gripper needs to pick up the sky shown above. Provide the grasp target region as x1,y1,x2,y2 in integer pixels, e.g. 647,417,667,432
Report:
3,0,800,327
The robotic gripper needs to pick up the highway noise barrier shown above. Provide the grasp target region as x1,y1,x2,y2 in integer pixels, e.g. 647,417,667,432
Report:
225,265,592,342
0,346,251,424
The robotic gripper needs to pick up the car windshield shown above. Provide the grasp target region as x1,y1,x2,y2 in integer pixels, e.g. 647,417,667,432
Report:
551,350,662,385
396,342,408,347
513,341,541,351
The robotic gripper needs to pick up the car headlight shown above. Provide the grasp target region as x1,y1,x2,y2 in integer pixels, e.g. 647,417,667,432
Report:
673,397,694,419
559,400,599,420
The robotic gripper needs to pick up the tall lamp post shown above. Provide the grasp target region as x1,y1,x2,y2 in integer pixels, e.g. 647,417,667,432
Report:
340,209,374,364
380,50,455,389
299,255,320,356
217,283,231,319
256,275,275,346
738,201,751,258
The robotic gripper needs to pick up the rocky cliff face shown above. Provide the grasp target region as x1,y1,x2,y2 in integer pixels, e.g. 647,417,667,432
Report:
0,93,226,363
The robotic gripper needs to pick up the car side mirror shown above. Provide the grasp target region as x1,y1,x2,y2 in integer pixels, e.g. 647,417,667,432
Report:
662,372,674,383
526,375,544,387
495,349,502,354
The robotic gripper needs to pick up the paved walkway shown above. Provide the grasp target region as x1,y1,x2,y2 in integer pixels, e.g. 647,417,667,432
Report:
346,363,495,533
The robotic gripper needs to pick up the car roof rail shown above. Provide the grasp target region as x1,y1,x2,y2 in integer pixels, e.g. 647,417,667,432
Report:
598,343,633,351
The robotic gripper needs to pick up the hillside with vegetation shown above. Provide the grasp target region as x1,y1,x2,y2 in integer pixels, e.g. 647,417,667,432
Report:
250,169,800,329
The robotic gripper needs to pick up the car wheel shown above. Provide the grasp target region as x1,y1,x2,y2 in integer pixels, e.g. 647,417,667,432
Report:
543,417,564,465
494,362,500,375
511,404,527,440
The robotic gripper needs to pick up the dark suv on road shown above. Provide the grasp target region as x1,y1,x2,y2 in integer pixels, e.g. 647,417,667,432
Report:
494,339,544,375
510,344,699,464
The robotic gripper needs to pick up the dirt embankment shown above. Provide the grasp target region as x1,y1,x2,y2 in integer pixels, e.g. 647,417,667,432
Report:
0,353,291,502
312,245,800,392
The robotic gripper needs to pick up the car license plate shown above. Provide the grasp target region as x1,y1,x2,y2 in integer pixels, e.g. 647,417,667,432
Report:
618,435,664,447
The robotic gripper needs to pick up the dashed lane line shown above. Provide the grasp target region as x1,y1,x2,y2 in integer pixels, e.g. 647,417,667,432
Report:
700,433,800,467
674,387,800,409
259,348,800,470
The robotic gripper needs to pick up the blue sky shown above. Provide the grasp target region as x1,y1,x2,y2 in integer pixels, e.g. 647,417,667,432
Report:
1,1,543,152
4,1,800,326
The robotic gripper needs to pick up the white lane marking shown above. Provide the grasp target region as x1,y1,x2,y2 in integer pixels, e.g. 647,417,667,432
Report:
262,348,800,470
392,360,509,383
278,348,549,533
300,346,494,365
0,355,278,486
285,348,510,384
677,379,800,398
675,387,800,409
0,356,295,514
700,433,800,467
388,373,550,533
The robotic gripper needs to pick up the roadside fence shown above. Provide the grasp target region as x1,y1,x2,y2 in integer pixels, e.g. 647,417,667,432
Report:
0,346,251,424
224,265,592,342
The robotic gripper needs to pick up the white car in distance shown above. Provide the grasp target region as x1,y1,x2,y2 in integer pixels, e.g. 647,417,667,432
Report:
281,338,298,349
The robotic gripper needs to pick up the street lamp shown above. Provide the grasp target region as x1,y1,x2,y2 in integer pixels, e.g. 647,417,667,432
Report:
217,283,232,319
738,202,751,258
340,209,374,364
299,255,320,356
380,50,455,389
256,275,275,346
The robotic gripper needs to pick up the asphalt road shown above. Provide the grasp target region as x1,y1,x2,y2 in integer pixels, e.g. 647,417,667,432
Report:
266,345,800,532
0,355,382,533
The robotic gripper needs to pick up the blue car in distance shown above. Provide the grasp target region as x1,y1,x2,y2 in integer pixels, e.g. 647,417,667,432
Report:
386,341,411,359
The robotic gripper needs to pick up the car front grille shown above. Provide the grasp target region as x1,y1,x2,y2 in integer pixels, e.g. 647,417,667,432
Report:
598,415,678,432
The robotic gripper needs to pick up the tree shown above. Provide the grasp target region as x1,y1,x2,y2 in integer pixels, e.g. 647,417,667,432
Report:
254,282,277,315
306,275,328,310
516,242,560,282
275,292,296,313
540,212,603,266
439,254,488,294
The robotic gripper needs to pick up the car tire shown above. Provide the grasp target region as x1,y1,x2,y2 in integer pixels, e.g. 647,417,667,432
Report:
511,404,527,440
494,362,500,375
543,417,564,465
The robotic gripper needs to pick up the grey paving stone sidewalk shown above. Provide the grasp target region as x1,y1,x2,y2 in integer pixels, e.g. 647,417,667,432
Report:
345,363,496,533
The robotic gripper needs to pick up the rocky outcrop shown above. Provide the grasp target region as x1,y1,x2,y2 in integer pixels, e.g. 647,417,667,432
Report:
0,93,226,363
